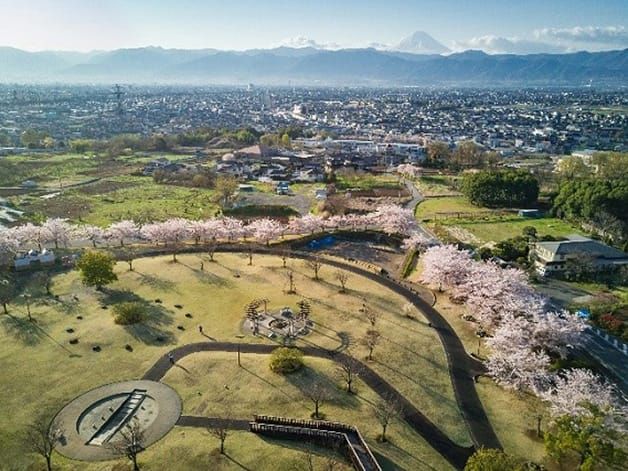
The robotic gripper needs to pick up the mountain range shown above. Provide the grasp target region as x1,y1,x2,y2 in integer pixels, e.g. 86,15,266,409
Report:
1,36,626,86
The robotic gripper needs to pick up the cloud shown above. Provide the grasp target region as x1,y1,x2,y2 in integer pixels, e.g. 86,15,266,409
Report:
534,26,628,50
279,36,341,50
452,35,566,54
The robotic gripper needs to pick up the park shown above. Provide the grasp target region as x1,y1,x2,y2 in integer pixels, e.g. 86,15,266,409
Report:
0,209,624,471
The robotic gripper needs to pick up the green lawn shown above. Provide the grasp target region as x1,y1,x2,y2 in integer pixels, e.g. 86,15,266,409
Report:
456,217,582,244
335,173,402,191
1,253,465,470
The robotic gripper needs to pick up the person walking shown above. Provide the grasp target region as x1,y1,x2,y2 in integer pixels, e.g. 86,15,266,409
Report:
199,325,204,335
168,352,174,364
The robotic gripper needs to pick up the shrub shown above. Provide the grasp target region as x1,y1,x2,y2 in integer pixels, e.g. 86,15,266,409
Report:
113,302,147,325
269,347,304,374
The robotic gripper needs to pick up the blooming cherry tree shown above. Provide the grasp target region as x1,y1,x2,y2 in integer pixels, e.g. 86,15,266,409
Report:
107,220,139,247
42,218,73,249
420,244,473,291
249,218,283,246
372,204,417,236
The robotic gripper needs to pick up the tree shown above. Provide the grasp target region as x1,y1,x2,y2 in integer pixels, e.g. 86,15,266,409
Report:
364,306,381,327
426,141,451,167
540,369,619,419
461,170,539,208
269,347,304,374
107,419,145,471
334,270,349,293
207,411,233,455
0,276,15,314
249,218,283,247
23,416,64,471
336,355,360,394
306,257,323,280
77,225,105,248
107,220,139,247
361,329,381,361
544,404,627,471
305,382,329,419
284,269,296,294
32,270,53,296
556,156,591,179
453,141,484,168
464,448,524,471
76,250,118,290
42,218,73,249
372,204,416,236
373,394,401,442
297,299,311,321
420,244,473,291
215,176,238,208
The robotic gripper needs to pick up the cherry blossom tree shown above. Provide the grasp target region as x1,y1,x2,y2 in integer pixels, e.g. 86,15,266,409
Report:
540,369,620,419
76,225,105,248
107,220,139,247
249,218,283,246
420,244,473,291
396,163,421,178
0,230,19,265
14,223,47,250
372,204,417,236
486,346,551,392
220,217,245,242
401,232,431,252
41,218,73,249
141,219,189,261
289,214,324,235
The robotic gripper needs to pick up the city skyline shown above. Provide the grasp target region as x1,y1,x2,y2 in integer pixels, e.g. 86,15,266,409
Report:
0,0,626,54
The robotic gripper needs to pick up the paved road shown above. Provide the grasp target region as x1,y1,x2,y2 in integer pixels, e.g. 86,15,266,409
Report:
582,332,628,397
402,180,439,244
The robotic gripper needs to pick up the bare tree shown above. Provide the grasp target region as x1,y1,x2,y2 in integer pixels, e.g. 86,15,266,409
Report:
23,416,64,471
360,329,381,361
336,355,360,394
280,248,291,268
284,269,296,294
334,271,349,293
374,394,402,442
207,416,232,455
364,307,381,327
306,257,323,280
107,419,145,471
305,383,329,419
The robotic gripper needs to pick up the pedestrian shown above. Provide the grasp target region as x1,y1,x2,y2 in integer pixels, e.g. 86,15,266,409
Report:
200,261,204,271
168,352,174,364
199,325,203,334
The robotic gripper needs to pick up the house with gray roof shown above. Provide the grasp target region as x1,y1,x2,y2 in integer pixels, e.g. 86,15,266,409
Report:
532,235,628,276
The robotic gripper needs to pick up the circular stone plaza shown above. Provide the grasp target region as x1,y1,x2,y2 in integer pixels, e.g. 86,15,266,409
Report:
54,380,181,461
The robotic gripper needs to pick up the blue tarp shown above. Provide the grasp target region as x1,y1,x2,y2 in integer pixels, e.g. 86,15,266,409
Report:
307,235,336,250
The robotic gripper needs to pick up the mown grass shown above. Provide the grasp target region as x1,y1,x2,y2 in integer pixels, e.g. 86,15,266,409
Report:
456,217,582,243
334,174,402,191
0,253,464,470
415,196,488,220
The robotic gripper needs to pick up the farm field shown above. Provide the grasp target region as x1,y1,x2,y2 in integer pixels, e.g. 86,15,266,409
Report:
455,217,583,244
1,253,467,470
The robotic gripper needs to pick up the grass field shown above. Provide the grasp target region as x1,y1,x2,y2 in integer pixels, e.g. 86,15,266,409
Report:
1,253,465,470
415,196,489,220
414,176,461,197
334,173,402,191
456,217,582,244
11,176,220,225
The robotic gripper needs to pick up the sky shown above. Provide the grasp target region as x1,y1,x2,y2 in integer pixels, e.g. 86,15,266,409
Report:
0,0,626,53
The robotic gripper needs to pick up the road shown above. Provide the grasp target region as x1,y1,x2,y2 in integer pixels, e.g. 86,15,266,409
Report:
403,180,439,244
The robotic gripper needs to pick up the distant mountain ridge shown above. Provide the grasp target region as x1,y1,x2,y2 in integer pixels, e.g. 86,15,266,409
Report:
0,45,626,86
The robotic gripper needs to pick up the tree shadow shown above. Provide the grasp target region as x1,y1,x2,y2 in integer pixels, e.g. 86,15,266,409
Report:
224,453,255,471
192,270,232,287
102,289,176,345
134,271,179,293
240,365,294,400
1,313,44,345
284,366,360,413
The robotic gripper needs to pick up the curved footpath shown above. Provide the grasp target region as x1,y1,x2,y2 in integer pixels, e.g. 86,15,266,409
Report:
141,247,501,469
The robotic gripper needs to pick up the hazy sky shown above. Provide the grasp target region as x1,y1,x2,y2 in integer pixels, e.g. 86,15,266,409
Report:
0,0,626,53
